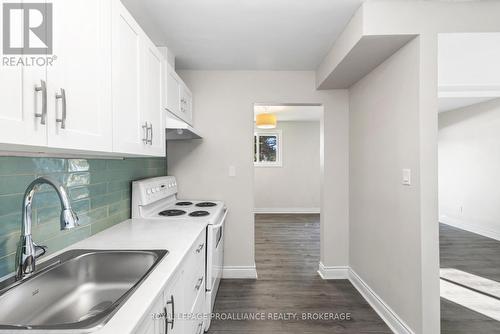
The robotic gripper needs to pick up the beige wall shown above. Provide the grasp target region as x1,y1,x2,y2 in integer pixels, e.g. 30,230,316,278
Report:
254,121,320,212
439,98,500,240
168,71,349,270
349,38,422,332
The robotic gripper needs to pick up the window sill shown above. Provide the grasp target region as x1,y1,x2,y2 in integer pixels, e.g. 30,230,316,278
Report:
254,163,283,168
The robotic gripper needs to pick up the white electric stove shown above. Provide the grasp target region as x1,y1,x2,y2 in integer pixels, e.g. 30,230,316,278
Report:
131,176,226,332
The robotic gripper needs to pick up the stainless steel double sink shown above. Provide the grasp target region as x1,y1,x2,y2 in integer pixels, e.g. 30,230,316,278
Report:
0,249,168,331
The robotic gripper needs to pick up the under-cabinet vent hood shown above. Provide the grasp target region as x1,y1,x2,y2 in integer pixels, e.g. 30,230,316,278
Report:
165,110,202,140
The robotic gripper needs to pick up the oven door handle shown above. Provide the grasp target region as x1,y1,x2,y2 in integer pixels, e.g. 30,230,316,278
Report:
211,208,228,229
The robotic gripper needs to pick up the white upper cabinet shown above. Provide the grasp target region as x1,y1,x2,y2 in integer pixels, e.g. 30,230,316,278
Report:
165,64,182,116
0,1,47,148
111,0,165,157
0,62,48,148
47,0,113,152
111,0,145,155
142,40,165,156
0,0,170,157
163,58,193,126
180,84,193,125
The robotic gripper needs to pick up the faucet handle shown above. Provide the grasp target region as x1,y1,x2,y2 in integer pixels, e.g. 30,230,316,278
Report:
34,244,47,259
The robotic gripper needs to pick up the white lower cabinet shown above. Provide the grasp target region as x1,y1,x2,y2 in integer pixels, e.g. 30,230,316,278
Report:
135,293,163,334
134,230,207,334
162,271,185,334
184,279,206,334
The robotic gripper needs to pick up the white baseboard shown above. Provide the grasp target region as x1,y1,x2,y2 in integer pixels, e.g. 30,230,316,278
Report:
222,265,258,279
317,262,349,279
348,269,414,334
440,215,500,241
254,207,320,214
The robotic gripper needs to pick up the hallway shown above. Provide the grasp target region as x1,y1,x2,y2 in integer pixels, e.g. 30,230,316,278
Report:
208,214,390,333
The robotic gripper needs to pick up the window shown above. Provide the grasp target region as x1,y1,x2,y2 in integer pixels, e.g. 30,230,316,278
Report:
254,130,282,167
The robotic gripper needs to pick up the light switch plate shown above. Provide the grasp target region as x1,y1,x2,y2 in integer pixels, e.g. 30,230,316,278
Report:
229,165,236,177
402,169,411,186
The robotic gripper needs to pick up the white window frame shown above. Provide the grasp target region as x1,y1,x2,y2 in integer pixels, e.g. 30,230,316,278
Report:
254,129,282,167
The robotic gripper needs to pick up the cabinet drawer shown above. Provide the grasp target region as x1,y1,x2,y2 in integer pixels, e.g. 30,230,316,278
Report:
184,230,206,281
185,282,206,334
183,230,206,311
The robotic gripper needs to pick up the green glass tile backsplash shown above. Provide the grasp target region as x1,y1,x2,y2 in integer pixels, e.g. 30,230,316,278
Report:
0,156,166,278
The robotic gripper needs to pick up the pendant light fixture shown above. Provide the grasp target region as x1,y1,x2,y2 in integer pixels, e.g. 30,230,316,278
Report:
256,113,277,129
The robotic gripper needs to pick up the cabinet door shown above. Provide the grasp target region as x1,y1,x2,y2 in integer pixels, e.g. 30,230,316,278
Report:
0,64,48,148
142,41,165,157
134,294,163,334
166,66,182,117
0,1,47,148
163,272,185,334
181,85,193,125
111,0,148,155
46,0,112,152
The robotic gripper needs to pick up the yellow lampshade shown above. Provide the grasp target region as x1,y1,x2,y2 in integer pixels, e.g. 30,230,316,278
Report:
256,113,277,129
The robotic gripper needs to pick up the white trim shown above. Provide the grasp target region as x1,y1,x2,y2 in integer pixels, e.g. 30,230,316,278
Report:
440,215,500,242
348,269,414,334
222,265,258,279
254,207,320,214
317,262,349,279
317,265,414,334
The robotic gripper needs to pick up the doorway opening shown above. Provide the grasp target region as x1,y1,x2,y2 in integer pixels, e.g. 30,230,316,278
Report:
252,103,323,280
438,32,500,332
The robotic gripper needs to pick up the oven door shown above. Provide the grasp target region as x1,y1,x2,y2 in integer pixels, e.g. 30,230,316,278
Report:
206,209,227,301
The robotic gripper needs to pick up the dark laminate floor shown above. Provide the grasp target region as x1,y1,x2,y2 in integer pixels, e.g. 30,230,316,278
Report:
440,223,500,334
208,214,391,334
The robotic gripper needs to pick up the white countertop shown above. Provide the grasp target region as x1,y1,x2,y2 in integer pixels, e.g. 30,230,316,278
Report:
3,218,207,334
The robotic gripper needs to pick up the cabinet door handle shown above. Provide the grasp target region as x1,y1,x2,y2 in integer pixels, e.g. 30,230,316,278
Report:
165,295,174,332
195,276,204,291
147,123,153,145
34,80,47,125
142,122,149,144
195,243,205,253
55,88,67,129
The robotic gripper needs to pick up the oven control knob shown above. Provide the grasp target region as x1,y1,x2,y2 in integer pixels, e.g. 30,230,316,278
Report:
147,189,151,195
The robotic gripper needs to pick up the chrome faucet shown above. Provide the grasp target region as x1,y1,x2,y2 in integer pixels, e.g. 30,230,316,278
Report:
15,176,79,281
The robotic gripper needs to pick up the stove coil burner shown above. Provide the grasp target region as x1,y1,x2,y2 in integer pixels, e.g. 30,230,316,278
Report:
195,202,217,208
176,202,193,206
159,209,187,217
189,211,210,217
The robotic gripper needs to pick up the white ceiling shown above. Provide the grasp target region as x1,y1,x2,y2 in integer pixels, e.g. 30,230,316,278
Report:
254,105,322,122
121,0,363,70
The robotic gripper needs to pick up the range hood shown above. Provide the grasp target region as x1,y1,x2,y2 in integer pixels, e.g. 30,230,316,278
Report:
165,110,202,140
